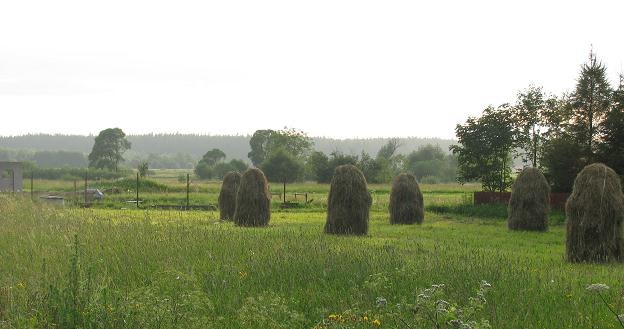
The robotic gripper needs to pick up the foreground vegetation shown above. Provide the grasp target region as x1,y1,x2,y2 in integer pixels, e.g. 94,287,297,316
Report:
1,192,623,328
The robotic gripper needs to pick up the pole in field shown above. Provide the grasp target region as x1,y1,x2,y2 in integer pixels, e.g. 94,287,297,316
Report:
84,170,88,205
186,173,190,210
136,172,139,208
74,180,77,205
30,172,34,200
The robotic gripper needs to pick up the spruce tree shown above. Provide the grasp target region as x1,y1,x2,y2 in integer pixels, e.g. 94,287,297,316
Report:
570,50,612,162
598,74,624,173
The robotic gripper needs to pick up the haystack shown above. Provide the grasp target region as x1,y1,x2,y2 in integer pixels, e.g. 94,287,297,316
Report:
507,167,550,231
234,168,271,227
389,173,424,224
324,165,372,235
218,171,242,220
566,163,624,262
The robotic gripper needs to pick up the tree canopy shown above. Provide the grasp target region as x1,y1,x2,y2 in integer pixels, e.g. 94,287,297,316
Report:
248,128,313,166
451,105,517,192
88,128,131,171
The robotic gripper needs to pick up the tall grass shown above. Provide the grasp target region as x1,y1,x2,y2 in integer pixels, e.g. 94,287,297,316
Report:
0,198,622,328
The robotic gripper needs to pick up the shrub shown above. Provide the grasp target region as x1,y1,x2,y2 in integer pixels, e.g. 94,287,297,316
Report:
98,177,168,193
218,171,241,220
566,163,624,262
233,168,271,227
508,167,550,231
389,173,424,224
324,165,372,235
419,175,440,184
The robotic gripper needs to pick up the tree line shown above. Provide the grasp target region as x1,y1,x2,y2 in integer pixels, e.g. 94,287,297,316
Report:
193,128,457,187
452,50,624,192
0,133,455,167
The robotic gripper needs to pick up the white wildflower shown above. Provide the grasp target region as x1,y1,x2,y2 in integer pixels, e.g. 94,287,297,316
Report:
586,283,610,293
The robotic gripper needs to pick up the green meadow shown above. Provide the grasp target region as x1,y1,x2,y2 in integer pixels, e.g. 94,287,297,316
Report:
1,178,623,328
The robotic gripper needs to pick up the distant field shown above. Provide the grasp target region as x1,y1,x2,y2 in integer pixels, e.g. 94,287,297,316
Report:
24,170,481,212
1,188,622,328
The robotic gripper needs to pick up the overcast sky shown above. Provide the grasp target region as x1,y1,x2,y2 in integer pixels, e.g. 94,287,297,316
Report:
1,0,623,139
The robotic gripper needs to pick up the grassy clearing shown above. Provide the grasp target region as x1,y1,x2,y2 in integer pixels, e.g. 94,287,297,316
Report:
1,196,623,328
28,176,479,213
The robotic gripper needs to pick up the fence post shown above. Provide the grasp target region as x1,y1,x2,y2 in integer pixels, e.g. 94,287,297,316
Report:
74,180,77,205
84,170,88,205
136,172,140,208
186,173,190,210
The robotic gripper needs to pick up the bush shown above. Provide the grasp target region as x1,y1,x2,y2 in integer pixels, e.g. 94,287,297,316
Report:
233,168,271,227
218,171,241,220
419,175,440,184
508,167,550,231
194,162,212,179
541,136,584,192
566,163,624,262
324,165,372,235
389,173,424,224
98,178,168,193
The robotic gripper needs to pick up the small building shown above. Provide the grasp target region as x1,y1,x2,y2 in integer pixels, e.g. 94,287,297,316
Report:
0,162,23,192
40,195,65,206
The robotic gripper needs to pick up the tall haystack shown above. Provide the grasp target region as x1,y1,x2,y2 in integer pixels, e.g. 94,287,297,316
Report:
566,163,624,262
508,167,550,231
389,173,424,224
234,168,271,227
218,171,242,220
324,164,372,235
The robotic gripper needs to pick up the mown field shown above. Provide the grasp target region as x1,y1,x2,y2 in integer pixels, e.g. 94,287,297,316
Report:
1,176,623,328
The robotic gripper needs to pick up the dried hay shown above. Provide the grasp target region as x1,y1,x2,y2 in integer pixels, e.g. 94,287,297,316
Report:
324,165,372,235
389,173,424,224
234,168,271,227
566,163,624,262
508,167,550,231
218,171,242,220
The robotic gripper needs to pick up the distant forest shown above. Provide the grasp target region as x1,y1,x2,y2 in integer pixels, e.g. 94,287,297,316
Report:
0,134,455,169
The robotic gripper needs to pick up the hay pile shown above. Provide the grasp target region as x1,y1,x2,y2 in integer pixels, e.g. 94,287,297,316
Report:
507,167,550,231
566,163,624,262
324,165,372,235
234,168,271,227
218,171,242,220
389,173,424,224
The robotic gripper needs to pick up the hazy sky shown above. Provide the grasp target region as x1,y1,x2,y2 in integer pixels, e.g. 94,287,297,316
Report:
1,0,623,139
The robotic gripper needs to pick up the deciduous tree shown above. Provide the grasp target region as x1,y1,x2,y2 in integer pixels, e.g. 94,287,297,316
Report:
88,128,131,171
450,105,517,192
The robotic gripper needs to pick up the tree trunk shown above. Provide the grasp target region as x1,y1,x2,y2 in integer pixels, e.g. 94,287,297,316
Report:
283,181,286,204
532,125,537,167
588,80,595,162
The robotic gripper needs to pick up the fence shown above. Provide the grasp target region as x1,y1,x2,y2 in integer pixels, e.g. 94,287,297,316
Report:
0,171,216,211
473,191,570,209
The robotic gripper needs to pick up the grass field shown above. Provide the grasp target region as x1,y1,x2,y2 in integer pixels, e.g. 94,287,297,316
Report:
1,176,623,328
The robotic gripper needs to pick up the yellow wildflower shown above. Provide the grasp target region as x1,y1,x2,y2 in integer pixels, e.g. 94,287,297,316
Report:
372,319,381,326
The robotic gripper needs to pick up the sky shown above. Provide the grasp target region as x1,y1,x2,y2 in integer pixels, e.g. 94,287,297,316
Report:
1,0,623,139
